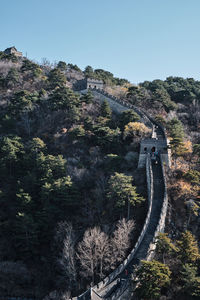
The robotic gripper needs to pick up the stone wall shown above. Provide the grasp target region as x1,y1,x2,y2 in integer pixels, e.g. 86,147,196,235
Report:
146,155,168,261
81,89,153,129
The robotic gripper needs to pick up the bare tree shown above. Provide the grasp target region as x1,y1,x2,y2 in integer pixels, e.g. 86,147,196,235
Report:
77,227,110,284
110,218,135,267
95,230,110,279
56,222,77,290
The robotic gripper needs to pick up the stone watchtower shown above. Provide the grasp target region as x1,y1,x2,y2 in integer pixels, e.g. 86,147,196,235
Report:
86,78,104,90
4,46,23,57
74,78,104,91
138,126,171,168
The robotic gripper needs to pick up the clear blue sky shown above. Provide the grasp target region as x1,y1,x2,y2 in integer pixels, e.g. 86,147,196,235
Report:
1,0,200,84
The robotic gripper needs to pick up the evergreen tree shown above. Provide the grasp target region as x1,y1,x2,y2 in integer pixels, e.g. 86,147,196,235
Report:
177,231,200,263
8,90,33,116
6,67,20,87
119,110,140,129
57,61,67,70
48,86,80,111
107,172,144,218
48,68,66,90
100,100,112,118
156,233,178,263
135,260,171,299
180,263,200,297
84,65,94,78
81,90,94,104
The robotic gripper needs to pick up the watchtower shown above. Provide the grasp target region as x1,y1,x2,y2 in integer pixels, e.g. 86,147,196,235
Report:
138,137,171,168
4,46,22,57
74,78,104,91
86,78,104,90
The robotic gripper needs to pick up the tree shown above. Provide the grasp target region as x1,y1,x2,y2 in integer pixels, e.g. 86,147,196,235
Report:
124,122,151,140
95,230,110,279
168,118,187,161
193,144,200,163
77,227,110,284
107,172,144,218
127,85,148,105
48,68,66,90
48,86,80,111
57,61,67,71
8,90,33,117
93,126,121,152
81,90,94,104
168,118,184,140
184,170,200,185
153,88,177,111
58,222,77,289
103,154,124,173
180,263,200,297
36,153,67,182
100,100,112,119
156,233,178,263
84,65,94,77
111,218,134,266
6,67,20,87
177,231,200,263
68,63,81,72
28,137,46,155
119,110,140,129
0,135,24,176
41,176,73,204
68,125,85,140
21,59,42,78
135,260,171,299
155,114,167,126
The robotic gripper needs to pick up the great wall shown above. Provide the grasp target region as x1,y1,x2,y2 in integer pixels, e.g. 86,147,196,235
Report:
3,88,170,300
70,88,170,300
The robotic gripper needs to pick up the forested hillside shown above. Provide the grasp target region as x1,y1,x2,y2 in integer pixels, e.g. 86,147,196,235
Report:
0,50,199,300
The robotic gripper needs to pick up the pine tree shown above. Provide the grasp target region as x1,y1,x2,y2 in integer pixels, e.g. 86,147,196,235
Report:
156,233,178,263
135,260,171,299
180,263,200,297
107,172,144,218
177,231,200,263
100,100,112,118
